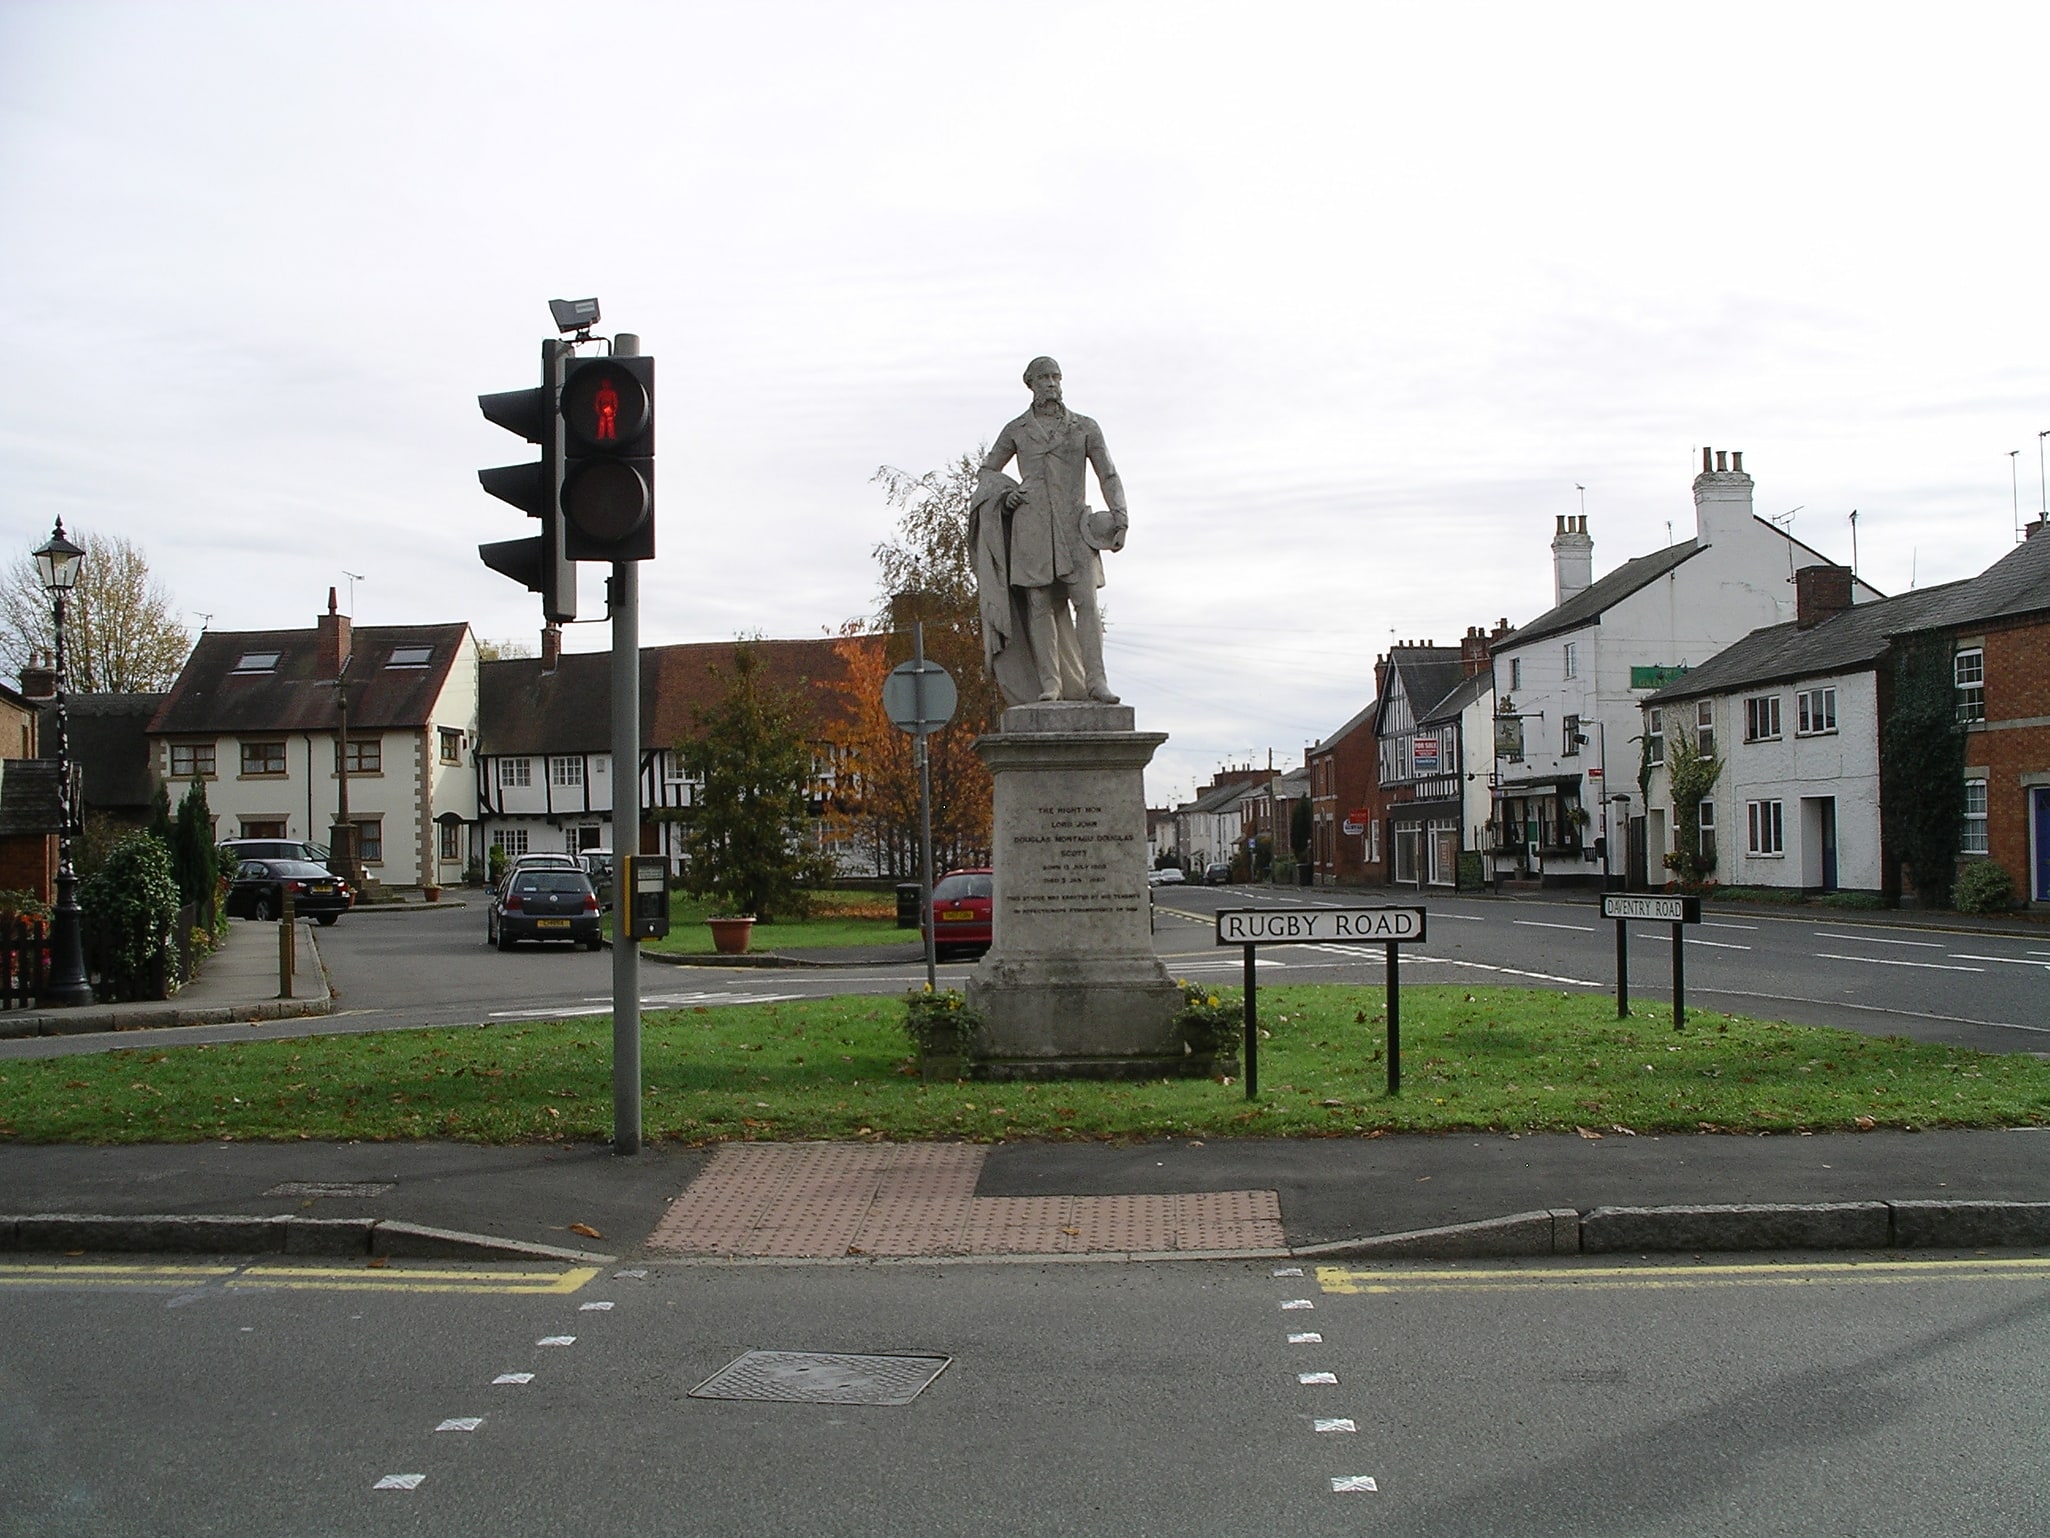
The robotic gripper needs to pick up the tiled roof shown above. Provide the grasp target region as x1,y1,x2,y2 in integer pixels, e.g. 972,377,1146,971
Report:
0,757,61,837
42,693,164,812
150,625,470,736
1885,529,2050,635
478,636,884,756
1498,542,1702,649
1420,668,1490,725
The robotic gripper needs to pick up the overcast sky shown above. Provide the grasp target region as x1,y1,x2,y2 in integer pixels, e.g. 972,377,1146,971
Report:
3,1,2046,806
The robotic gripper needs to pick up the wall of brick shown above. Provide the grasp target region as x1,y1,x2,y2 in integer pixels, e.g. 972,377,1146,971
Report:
1965,612,2050,905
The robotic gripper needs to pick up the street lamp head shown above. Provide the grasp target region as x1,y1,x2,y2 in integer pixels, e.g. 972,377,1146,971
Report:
34,519,84,594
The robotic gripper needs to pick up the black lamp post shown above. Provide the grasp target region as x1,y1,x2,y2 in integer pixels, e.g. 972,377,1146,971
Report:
34,519,94,1006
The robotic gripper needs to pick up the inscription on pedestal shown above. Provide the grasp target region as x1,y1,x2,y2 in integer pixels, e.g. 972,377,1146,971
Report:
1007,802,1142,917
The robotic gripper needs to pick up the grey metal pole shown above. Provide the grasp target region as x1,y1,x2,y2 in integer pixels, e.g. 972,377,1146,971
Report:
610,336,643,1154
1385,939,1401,1095
1671,920,1686,1032
914,619,937,992
1242,942,1257,1100
1615,918,1629,1019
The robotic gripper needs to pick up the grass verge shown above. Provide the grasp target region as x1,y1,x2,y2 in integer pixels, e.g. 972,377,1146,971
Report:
638,888,909,954
3,986,2046,1145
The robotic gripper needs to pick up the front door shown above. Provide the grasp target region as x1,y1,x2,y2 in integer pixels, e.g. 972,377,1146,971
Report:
1820,797,1838,892
2035,787,2050,902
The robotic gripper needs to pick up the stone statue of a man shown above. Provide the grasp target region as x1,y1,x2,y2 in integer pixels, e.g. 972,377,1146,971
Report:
969,357,1129,707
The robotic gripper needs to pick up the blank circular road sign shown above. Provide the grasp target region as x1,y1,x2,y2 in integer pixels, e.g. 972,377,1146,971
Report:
882,659,957,736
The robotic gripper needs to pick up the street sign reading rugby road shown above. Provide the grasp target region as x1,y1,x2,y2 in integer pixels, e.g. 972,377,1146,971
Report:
1216,907,1426,946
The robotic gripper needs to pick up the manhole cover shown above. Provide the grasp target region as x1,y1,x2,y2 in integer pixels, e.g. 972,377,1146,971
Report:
689,1351,950,1406
264,1181,395,1199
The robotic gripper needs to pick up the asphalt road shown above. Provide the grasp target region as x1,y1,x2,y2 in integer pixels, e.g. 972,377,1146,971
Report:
4,890,2044,1062
4,1250,2045,1536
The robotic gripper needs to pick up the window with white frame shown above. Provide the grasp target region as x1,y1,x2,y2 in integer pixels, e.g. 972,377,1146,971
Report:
1954,648,1985,723
550,755,584,789
1961,778,1988,855
170,742,216,778
1696,699,1715,758
498,757,532,789
492,827,530,857
1746,798,1784,856
1796,687,1837,736
1698,800,1717,866
1744,695,1782,742
1645,708,1664,767
1562,642,1578,679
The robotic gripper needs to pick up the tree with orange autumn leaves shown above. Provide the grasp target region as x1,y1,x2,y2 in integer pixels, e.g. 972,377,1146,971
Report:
819,453,1001,875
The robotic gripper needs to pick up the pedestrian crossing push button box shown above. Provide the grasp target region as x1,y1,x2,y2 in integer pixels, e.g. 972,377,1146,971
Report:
625,855,670,940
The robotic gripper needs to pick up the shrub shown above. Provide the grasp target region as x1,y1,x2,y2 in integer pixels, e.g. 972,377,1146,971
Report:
77,833,180,1001
902,987,982,1058
1175,981,1242,1057
1951,860,2014,914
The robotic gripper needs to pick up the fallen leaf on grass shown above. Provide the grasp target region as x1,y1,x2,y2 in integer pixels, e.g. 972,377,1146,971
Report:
569,1223,604,1240
1576,1126,1604,1140
1609,1124,1638,1136
1854,1115,1877,1131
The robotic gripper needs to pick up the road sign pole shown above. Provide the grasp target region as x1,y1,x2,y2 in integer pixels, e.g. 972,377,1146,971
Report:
1671,920,1686,1031
1242,943,1257,1100
1385,940,1401,1095
1615,918,1629,1018
913,620,938,993
611,557,642,1154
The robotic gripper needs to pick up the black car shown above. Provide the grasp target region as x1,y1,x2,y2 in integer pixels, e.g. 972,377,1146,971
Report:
1204,863,1232,886
489,869,604,951
225,859,353,925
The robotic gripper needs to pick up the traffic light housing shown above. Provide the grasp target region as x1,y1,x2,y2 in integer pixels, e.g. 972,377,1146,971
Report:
477,339,576,623
560,355,654,563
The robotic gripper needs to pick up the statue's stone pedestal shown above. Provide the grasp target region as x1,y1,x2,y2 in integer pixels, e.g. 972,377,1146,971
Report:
966,702,1190,1080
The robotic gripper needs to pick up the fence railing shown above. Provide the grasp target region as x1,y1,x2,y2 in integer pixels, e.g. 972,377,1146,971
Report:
0,915,50,1010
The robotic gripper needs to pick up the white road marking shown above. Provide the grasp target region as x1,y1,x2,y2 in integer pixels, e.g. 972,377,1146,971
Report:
1331,1475,1380,1493
579,1301,614,1311
1298,1371,1339,1385
1815,932,1944,948
1684,937,1752,950
1702,921,1758,930
1315,1418,1358,1433
492,1372,534,1385
1515,920,1596,932
489,990,807,1019
1281,1299,1315,1310
537,1335,575,1347
373,1474,425,1490
435,1418,483,1433
1272,1267,1304,1277
1288,1332,1323,1344
1949,953,2050,970
1815,953,1985,973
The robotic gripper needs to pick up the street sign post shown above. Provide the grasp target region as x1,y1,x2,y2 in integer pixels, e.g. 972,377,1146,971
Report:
1215,906,1428,1098
883,639,957,991
1600,892,1702,1029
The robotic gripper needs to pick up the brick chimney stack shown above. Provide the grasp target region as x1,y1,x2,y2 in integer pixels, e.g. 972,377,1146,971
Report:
316,587,351,678
19,651,56,700
1551,514,1593,606
1794,564,1854,629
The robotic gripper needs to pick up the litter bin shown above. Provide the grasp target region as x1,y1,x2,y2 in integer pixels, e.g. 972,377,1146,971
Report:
895,882,923,929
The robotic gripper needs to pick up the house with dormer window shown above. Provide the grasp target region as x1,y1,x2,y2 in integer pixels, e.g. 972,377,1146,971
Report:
147,592,479,889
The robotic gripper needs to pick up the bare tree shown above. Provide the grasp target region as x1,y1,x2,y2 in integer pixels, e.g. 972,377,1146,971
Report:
0,530,190,692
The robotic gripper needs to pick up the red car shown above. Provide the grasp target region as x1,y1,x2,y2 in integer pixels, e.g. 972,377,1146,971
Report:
924,868,993,959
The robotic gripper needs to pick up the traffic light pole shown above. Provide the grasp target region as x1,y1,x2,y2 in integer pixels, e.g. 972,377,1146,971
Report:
610,337,643,1155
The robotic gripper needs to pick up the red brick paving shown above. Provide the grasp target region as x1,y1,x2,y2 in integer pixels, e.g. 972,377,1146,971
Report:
647,1143,1285,1259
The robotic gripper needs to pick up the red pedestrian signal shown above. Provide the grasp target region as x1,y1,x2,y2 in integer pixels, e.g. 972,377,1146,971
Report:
560,355,654,563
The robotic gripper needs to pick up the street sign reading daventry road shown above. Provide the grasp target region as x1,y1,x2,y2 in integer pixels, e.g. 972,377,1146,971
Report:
1601,894,1702,924
1216,907,1426,945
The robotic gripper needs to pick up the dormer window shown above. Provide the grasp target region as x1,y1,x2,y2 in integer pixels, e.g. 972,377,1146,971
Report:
232,651,280,674
387,645,433,668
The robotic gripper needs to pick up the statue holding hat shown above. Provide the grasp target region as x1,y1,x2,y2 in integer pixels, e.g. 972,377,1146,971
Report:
968,356,1129,707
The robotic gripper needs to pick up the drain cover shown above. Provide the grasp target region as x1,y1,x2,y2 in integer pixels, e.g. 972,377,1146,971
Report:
689,1351,950,1406
264,1181,395,1199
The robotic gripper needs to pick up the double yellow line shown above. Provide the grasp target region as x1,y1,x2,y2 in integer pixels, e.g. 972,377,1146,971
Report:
0,1261,601,1296
1317,1256,2050,1295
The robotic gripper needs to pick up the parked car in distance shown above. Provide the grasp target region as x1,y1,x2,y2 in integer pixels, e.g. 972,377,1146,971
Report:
578,849,614,906
1204,863,1232,885
1147,866,1186,886
218,838,333,871
489,869,603,951
225,859,353,925
925,867,993,959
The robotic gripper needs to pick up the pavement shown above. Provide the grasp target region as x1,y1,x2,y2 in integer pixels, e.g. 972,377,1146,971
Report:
2,894,2046,1266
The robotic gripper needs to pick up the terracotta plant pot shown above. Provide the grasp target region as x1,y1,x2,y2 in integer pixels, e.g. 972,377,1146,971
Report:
422,885,442,903
706,916,756,954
